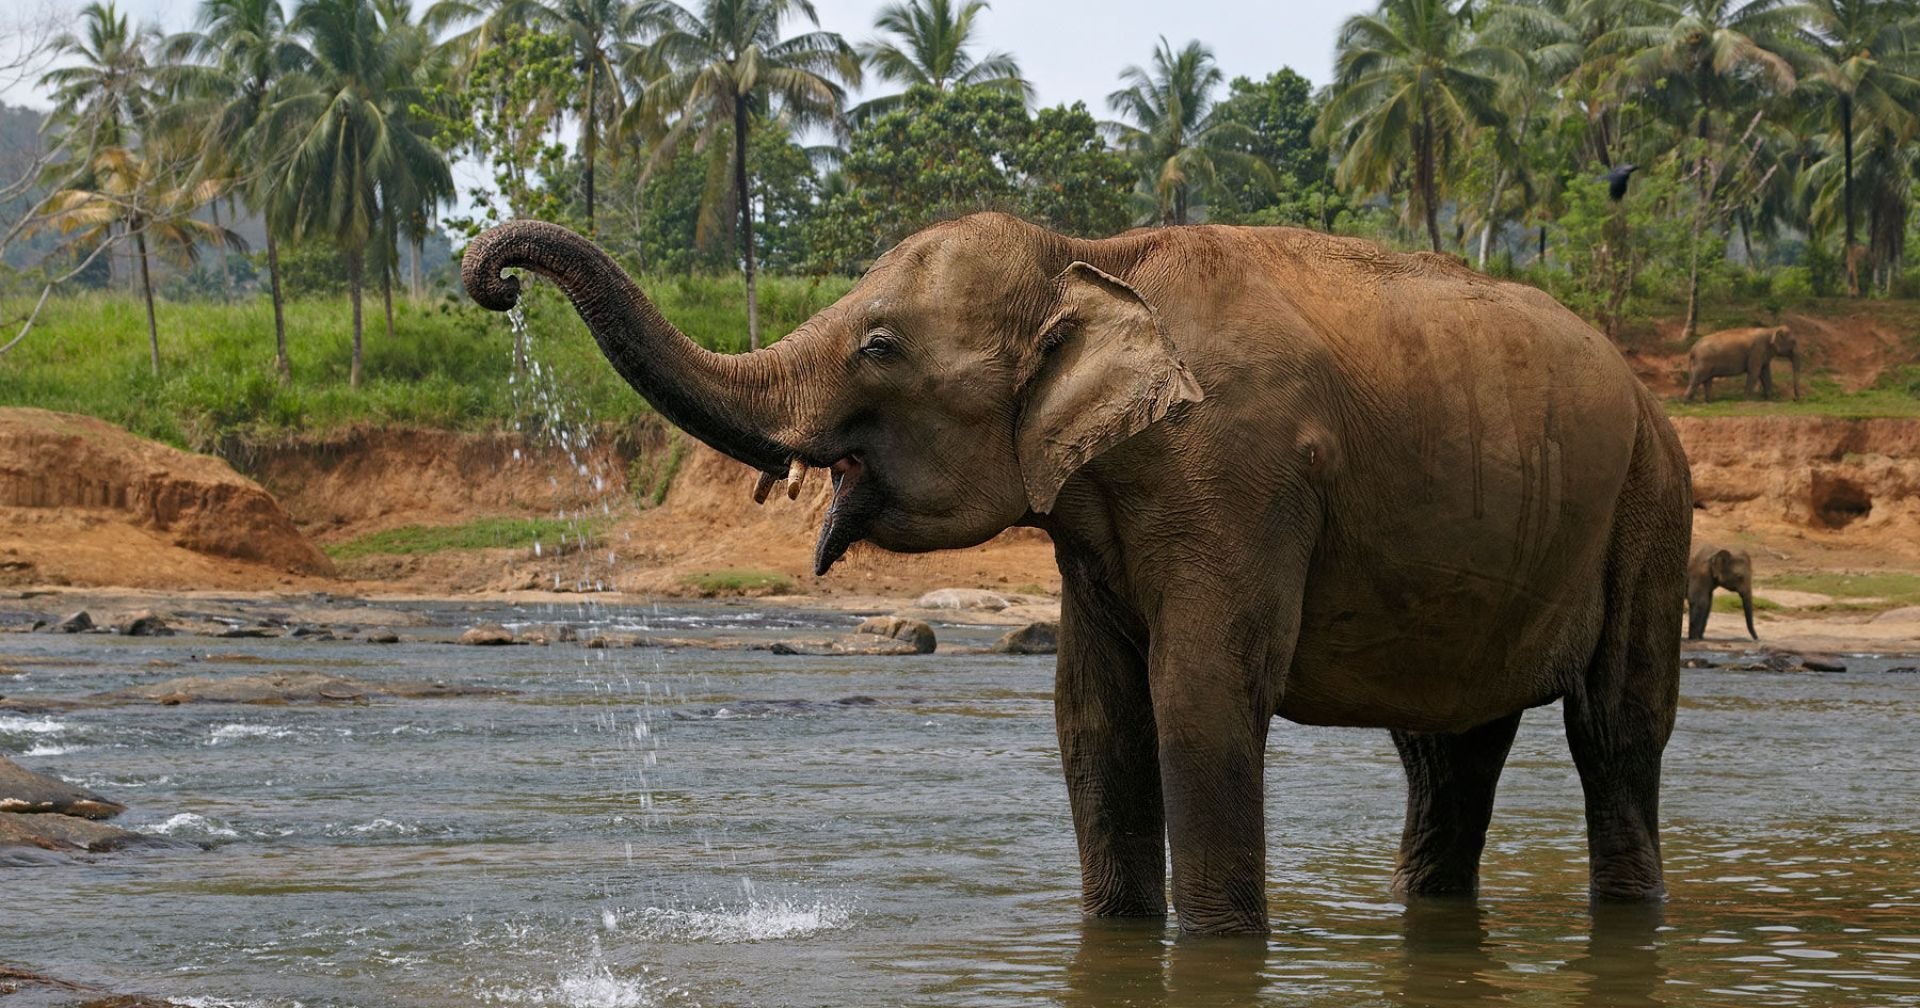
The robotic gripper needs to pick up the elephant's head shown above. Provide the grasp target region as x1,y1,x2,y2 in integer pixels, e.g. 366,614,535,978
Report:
461,215,1202,575
1768,326,1801,399
1708,547,1757,640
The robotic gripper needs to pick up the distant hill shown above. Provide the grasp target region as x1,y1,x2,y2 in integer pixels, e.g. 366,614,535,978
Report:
0,100,58,271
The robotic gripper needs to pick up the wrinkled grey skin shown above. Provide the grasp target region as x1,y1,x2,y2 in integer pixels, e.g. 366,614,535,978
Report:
1684,326,1801,402
463,214,1693,935
1687,545,1757,641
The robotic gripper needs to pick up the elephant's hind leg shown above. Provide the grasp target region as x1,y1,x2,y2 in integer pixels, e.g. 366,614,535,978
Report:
1391,712,1523,897
1565,419,1685,902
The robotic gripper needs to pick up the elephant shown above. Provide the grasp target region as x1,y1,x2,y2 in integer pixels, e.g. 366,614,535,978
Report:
1684,326,1801,402
462,213,1693,935
1686,545,1757,641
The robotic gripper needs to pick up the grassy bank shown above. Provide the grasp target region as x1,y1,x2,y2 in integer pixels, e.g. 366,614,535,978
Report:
4,276,1918,449
0,273,852,449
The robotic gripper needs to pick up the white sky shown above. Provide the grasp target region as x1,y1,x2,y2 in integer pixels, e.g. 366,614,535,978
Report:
5,0,1372,111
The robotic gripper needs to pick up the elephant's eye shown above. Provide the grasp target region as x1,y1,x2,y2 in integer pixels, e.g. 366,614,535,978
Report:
859,330,899,361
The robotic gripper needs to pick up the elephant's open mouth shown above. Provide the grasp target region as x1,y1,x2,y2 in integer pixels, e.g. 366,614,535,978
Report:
814,455,881,576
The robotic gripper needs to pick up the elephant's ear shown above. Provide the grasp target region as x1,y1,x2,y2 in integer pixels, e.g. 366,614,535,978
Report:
1016,261,1203,514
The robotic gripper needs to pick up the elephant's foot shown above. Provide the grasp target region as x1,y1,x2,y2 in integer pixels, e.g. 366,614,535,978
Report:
1391,862,1480,899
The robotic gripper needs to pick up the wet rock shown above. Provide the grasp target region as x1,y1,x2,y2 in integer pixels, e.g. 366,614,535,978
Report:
518,625,576,647
914,588,1011,612
0,811,190,861
1800,655,1848,673
364,630,400,644
116,610,171,637
86,671,513,705
50,610,93,633
457,623,519,646
286,625,336,641
854,616,936,654
215,625,277,638
768,637,923,657
992,621,1060,655
583,633,642,649
0,756,125,819
1680,656,1717,669
1887,666,1918,675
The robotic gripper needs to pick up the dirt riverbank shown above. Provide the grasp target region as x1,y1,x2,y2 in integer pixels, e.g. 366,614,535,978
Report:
1,407,1916,653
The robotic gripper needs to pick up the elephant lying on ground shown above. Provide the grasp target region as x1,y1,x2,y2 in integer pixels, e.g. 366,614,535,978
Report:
1685,326,1801,402
463,213,1693,935
1687,545,1758,641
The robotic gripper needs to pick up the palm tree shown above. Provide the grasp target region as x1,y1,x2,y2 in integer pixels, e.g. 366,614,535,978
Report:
167,0,306,379
1795,0,1920,294
1600,0,1800,335
1107,38,1265,226
31,147,245,374
276,0,451,389
531,0,640,233
630,0,860,348
850,0,1029,121
41,1,155,153
40,1,159,292
1318,0,1522,252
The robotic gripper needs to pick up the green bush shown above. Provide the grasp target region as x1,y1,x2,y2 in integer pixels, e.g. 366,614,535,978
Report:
1770,267,1815,302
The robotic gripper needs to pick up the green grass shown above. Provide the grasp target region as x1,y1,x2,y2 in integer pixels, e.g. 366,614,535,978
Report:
1714,593,1781,612
1761,572,1920,611
1665,374,1920,418
325,516,601,561
679,568,795,597
0,273,852,451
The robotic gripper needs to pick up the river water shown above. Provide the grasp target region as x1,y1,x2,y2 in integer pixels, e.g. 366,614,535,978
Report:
3,600,1917,1007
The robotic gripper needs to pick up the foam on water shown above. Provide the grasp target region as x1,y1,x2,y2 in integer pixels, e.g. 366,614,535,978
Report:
323,817,421,838
621,898,855,944
0,714,67,735
21,742,83,756
141,812,242,839
206,724,295,745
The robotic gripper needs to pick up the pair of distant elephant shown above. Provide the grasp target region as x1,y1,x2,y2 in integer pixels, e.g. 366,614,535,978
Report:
1685,326,1801,402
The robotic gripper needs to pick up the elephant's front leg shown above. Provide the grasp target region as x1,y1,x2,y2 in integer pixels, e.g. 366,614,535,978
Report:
1056,576,1165,918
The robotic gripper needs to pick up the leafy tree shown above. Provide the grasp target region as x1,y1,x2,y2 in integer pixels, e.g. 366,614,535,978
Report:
1107,37,1263,225
1546,164,1691,336
1202,69,1348,230
1318,0,1521,252
429,27,577,229
609,119,818,272
809,84,1131,272
628,0,860,347
850,0,1029,121
41,1,155,154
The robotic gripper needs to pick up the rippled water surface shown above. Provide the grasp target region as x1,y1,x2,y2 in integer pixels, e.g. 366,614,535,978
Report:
3,600,1917,1006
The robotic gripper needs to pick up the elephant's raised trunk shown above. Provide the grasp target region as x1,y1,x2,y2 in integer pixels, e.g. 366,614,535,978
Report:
462,220,795,474
1740,588,1758,640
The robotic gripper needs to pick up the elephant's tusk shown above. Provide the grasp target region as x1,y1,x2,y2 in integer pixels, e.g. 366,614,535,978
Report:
752,469,779,505
787,459,809,500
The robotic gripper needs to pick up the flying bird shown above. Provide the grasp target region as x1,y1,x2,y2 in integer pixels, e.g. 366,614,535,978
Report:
1607,163,1640,201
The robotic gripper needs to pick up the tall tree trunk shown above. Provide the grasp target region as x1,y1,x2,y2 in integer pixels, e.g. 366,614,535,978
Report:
1477,166,1506,270
734,102,760,350
411,235,424,299
1417,113,1440,253
267,231,291,384
209,198,231,300
583,64,597,236
136,227,159,376
1842,97,1859,296
1684,109,1711,341
382,254,395,344
349,249,364,391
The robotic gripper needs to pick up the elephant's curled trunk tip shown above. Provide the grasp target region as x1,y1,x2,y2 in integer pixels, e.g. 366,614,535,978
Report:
461,226,529,312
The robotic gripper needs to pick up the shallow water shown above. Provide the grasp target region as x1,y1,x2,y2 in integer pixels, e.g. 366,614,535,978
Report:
3,600,1917,1007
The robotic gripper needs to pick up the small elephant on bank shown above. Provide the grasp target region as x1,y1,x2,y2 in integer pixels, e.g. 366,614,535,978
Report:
1684,326,1801,402
1687,545,1758,641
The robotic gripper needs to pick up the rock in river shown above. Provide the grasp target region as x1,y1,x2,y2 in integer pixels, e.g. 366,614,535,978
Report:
854,616,937,654
0,755,125,819
992,621,1059,655
457,623,520,646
